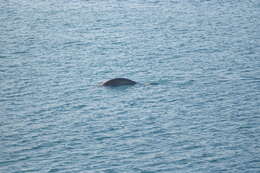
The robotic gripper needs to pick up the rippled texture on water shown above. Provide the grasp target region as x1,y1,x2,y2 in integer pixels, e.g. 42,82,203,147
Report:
0,0,260,172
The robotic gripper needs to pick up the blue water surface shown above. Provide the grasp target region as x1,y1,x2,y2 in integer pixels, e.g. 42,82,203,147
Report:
0,0,260,172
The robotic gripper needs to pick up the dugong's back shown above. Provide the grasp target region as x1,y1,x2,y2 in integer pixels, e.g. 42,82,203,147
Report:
102,78,137,86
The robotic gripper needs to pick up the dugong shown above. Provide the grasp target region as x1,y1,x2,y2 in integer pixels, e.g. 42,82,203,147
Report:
102,78,137,87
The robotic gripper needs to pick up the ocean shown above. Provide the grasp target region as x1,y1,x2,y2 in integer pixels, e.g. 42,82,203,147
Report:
0,0,259,172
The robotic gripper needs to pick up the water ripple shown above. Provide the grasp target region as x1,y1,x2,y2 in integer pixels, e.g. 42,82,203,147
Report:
1,0,259,172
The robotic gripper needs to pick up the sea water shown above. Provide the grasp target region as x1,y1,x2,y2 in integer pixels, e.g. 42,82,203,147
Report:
0,0,259,172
